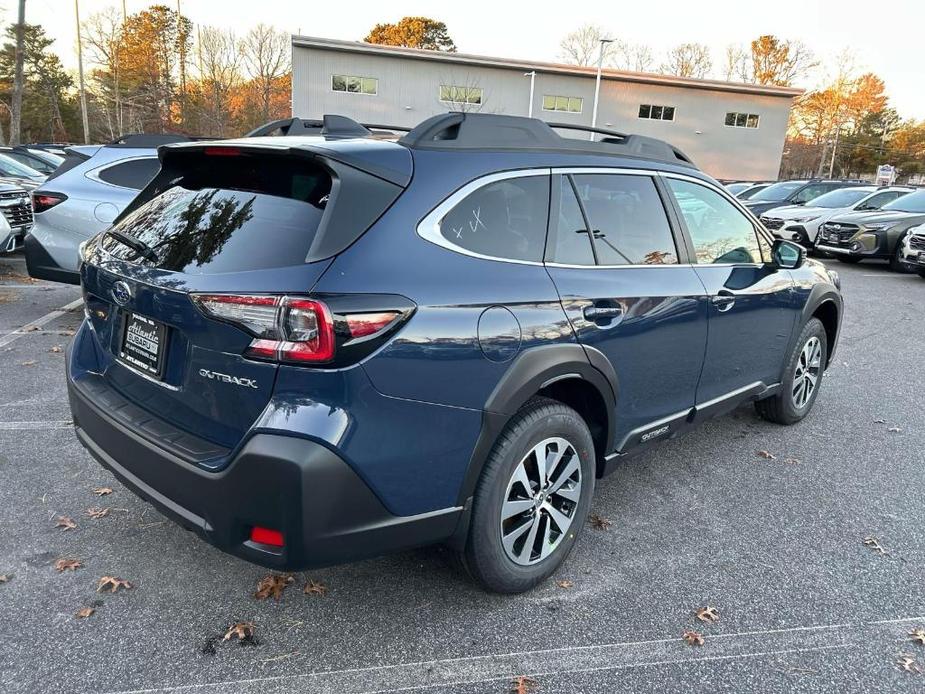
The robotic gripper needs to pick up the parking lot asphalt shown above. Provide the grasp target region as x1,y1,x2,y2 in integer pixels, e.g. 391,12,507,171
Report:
1,251,924,694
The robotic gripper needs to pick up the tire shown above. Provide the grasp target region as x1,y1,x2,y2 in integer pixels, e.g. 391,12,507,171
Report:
918,270,925,279
889,240,912,273
836,256,863,264
462,397,595,594
755,318,827,425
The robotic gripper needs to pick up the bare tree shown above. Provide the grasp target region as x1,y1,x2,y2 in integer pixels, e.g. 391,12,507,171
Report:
195,27,241,136
617,43,654,72
83,7,124,138
660,43,712,78
723,44,751,82
437,74,485,113
559,24,619,67
240,24,289,126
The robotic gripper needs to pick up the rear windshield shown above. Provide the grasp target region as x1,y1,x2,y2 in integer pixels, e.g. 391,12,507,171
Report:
100,156,331,273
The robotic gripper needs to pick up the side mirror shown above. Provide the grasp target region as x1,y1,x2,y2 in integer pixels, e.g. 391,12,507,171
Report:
771,239,805,269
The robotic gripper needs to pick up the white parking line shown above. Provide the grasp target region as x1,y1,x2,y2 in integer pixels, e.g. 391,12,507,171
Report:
0,298,83,349
95,615,924,694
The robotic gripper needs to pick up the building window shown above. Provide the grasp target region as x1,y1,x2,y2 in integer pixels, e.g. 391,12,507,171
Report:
439,85,483,105
331,74,378,95
638,104,675,121
542,95,583,113
724,112,760,128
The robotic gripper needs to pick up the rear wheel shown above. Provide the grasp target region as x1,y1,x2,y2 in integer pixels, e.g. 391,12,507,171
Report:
462,397,595,593
755,318,827,425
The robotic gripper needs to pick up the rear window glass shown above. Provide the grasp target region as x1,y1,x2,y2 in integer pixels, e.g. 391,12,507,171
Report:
438,175,549,262
44,150,90,181
100,158,331,273
97,158,161,190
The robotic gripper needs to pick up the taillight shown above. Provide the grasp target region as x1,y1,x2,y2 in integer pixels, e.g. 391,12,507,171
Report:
32,191,67,213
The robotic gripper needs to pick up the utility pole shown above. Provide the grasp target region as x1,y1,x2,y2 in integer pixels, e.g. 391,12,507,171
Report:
10,0,26,145
75,0,90,143
524,71,535,118
590,38,613,140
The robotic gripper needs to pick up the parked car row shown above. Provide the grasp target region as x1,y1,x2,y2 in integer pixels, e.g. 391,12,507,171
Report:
725,177,925,273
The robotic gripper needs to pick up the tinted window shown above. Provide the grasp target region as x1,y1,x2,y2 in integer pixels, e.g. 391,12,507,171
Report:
97,158,161,189
806,188,872,208
859,191,905,210
439,176,549,262
792,183,833,204
548,177,595,265
6,151,54,174
884,190,925,212
668,178,762,264
45,150,90,182
750,181,805,201
571,174,677,265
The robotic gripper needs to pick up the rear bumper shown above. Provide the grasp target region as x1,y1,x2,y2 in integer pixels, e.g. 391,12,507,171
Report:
24,232,80,284
67,364,463,570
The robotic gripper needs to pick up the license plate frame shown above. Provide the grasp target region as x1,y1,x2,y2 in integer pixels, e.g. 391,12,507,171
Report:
118,312,168,379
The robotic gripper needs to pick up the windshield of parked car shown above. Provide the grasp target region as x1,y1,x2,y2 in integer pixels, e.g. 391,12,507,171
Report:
882,190,925,213
749,181,805,201
725,183,751,195
806,188,874,208
0,153,43,179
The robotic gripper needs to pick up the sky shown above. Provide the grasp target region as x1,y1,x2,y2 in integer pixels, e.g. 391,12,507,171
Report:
5,0,925,119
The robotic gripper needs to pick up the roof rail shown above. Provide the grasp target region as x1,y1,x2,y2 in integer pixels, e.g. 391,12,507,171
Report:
246,117,412,138
398,112,696,168
105,133,202,148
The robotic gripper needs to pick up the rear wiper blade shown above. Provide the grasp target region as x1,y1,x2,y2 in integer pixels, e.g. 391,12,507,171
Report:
105,230,158,263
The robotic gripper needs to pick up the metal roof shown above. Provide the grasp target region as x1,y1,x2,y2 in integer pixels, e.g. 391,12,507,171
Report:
292,35,804,99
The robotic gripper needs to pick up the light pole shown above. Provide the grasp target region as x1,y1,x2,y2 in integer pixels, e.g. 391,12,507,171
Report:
524,71,536,118
75,0,90,143
590,38,613,140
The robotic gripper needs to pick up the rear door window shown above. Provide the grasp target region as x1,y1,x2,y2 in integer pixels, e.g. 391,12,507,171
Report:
100,156,332,274
547,176,595,266
438,175,549,262
571,174,678,265
96,158,161,190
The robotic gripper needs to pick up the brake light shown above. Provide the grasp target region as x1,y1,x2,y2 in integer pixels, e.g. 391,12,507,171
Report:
191,294,335,363
345,312,400,338
32,192,67,213
204,146,241,156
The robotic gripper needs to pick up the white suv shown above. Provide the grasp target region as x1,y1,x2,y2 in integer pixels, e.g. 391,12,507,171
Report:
761,186,913,249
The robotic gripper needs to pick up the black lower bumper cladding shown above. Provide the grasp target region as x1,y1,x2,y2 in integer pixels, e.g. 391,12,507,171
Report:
67,374,461,570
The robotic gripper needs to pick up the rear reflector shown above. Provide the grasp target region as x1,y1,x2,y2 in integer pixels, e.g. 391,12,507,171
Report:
250,526,284,547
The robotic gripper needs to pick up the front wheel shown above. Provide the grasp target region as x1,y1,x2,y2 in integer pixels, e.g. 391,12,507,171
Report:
462,397,595,594
890,239,912,273
755,318,828,425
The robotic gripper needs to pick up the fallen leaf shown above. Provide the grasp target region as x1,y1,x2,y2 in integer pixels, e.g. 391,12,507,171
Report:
223,621,257,645
897,654,922,673
873,418,886,424
783,458,801,465
555,579,574,589
589,514,612,530
682,630,705,646
303,579,327,596
97,576,132,593
255,573,293,601
86,507,109,519
55,516,77,531
20,360,36,366
54,558,82,572
910,629,925,646
25,325,39,332
93,487,113,496
756,450,776,460
510,675,538,694
696,606,720,623
0,574,11,583
75,607,95,619
888,426,902,433
863,537,888,556
50,345,63,353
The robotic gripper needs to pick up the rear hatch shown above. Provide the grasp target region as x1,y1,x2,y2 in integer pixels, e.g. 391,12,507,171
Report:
78,141,410,459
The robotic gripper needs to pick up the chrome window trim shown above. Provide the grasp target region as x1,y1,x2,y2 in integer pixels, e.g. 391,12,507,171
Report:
85,155,159,191
415,168,551,266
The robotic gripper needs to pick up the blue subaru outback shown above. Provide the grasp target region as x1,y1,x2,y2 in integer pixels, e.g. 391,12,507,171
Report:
67,114,843,593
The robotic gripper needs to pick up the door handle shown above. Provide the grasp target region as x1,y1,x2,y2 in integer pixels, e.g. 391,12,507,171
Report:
583,305,624,323
711,291,736,312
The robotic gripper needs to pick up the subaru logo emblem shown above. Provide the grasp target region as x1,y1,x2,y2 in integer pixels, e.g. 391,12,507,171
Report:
111,280,132,306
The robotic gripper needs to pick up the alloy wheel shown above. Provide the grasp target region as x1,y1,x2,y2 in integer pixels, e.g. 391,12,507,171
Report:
499,437,582,566
792,336,822,409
